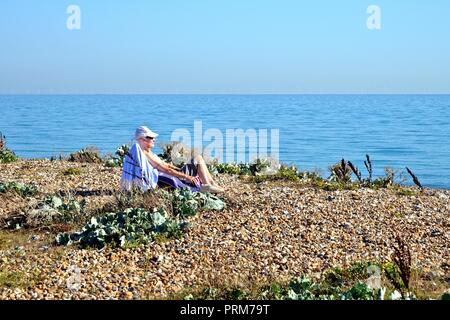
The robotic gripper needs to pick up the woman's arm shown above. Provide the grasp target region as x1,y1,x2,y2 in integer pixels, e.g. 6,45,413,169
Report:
146,152,199,185
166,162,181,171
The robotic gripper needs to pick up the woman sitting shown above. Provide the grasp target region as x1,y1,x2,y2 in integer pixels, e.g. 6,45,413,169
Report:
120,126,224,193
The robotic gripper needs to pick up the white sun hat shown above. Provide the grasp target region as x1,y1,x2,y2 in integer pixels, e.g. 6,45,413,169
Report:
134,126,159,140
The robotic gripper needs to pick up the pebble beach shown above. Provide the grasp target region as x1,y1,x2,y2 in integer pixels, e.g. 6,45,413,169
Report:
0,159,449,300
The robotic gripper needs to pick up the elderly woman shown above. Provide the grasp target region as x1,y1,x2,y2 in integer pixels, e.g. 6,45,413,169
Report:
120,126,224,193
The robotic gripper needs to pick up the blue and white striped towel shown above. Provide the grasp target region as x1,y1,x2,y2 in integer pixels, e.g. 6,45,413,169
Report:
120,143,158,191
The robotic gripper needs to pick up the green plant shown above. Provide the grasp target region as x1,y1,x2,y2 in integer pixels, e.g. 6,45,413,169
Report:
370,168,395,189
346,262,369,279
0,133,18,164
26,196,86,227
62,167,82,176
213,162,242,175
275,166,301,181
341,282,374,300
396,187,419,196
324,267,345,288
226,288,248,300
0,149,18,164
323,262,370,288
56,207,186,248
201,288,220,300
383,262,403,289
320,182,358,191
195,192,225,211
172,188,225,217
248,165,323,184
0,271,28,288
259,282,285,300
329,159,352,184
0,182,38,197
287,276,318,300
104,144,130,167
211,158,280,177
172,188,198,217
114,189,147,210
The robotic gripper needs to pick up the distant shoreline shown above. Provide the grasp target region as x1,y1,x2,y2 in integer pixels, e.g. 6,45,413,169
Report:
2,93,450,96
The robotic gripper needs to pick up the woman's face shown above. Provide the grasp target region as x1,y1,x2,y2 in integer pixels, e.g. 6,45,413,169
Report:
139,136,155,150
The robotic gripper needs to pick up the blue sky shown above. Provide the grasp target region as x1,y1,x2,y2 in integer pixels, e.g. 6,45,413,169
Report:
0,0,449,94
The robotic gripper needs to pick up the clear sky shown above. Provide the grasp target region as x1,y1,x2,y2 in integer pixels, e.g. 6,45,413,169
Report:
0,0,449,94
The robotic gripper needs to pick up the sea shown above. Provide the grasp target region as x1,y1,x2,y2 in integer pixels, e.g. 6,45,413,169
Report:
0,94,449,189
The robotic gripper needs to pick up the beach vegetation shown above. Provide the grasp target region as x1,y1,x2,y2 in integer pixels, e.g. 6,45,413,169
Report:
0,270,29,288
61,167,82,176
0,149,18,164
172,188,225,217
329,159,352,184
395,187,419,196
55,207,187,248
177,276,386,300
406,167,423,190
68,146,102,163
25,196,87,227
0,133,18,164
385,233,412,298
55,188,224,248
104,144,130,168
174,258,433,300
0,182,38,198
0,269,43,289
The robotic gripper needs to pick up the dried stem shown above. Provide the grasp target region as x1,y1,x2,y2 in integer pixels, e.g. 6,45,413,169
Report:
364,154,372,183
347,161,362,183
406,167,423,190
392,232,412,298
0,131,5,149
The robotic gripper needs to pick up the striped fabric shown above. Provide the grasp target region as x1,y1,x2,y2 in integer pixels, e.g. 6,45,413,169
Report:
120,143,158,191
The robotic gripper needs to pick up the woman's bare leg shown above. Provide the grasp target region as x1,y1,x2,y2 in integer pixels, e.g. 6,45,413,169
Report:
194,155,212,185
194,155,223,186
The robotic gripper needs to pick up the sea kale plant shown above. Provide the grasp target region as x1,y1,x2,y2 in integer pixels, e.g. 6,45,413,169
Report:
0,133,19,164
172,188,225,217
187,275,387,300
184,260,422,300
104,144,130,168
284,276,375,300
209,158,282,178
0,181,38,198
55,187,225,248
30,196,86,225
56,207,186,248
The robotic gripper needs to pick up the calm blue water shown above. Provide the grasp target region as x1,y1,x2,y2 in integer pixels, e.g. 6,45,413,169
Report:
0,95,449,189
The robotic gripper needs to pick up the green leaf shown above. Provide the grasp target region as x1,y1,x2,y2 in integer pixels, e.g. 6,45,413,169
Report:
55,233,72,246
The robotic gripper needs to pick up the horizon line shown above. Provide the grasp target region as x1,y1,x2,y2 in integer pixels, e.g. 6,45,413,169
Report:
1,92,450,96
